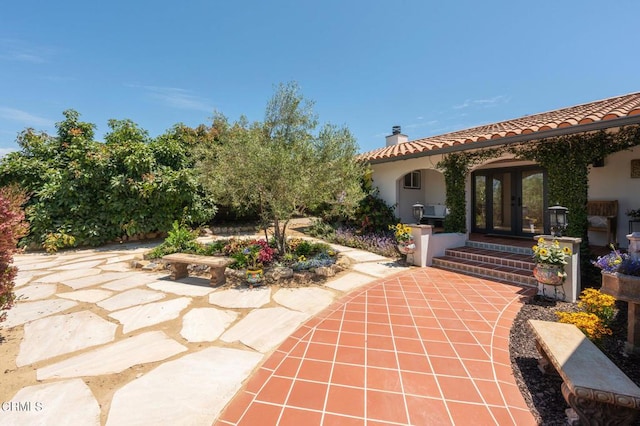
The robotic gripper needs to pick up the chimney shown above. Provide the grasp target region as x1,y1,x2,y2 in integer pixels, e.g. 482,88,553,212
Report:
385,125,408,147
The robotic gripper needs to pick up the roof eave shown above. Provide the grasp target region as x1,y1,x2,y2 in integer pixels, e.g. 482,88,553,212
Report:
365,114,640,165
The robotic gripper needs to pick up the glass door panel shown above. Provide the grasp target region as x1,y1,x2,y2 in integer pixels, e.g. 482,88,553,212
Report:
474,175,487,230
492,172,512,232
521,170,544,235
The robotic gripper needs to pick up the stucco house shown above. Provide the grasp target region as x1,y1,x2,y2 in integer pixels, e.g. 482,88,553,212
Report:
360,92,640,249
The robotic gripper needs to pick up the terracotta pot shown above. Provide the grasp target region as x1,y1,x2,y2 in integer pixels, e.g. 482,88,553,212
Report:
397,239,416,255
601,271,640,303
533,263,565,286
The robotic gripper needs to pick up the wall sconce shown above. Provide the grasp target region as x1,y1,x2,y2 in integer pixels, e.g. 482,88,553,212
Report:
412,203,424,225
548,205,569,237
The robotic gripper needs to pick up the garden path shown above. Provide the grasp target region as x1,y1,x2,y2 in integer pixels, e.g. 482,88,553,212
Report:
0,238,407,425
1,234,537,425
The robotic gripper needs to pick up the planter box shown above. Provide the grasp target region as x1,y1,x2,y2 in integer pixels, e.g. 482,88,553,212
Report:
601,272,640,303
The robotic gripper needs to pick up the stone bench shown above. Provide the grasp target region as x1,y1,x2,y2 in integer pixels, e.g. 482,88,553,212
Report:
162,253,234,286
528,319,640,425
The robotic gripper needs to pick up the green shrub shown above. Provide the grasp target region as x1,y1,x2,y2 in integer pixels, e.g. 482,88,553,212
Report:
307,218,335,239
146,221,201,259
0,111,216,248
43,230,76,253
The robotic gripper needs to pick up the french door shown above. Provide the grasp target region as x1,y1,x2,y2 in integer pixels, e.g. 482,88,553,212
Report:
472,167,546,237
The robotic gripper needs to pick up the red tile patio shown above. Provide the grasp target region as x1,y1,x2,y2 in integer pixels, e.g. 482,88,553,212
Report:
216,268,538,425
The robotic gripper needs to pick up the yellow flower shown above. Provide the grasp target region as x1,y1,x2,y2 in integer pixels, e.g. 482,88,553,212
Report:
531,238,570,266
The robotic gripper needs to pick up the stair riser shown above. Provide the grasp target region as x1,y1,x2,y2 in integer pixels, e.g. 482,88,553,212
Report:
445,250,535,271
432,259,538,287
466,240,533,256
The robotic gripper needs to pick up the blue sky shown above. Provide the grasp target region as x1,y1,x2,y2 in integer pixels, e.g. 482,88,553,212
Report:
1,1,639,156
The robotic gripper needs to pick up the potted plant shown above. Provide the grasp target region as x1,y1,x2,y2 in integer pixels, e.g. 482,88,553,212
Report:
531,238,572,286
627,209,640,219
593,247,640,301
242,244,263,286
390,223,415,255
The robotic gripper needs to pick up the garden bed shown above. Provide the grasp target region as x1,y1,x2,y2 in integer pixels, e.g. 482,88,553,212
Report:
510,296,640,425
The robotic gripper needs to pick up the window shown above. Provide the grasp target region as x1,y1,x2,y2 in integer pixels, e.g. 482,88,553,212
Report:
403,171,421,189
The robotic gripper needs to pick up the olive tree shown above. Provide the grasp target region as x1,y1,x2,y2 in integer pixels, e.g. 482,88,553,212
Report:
198,82,365,252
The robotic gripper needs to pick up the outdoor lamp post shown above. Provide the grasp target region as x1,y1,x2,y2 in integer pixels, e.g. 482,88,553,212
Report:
412,203,424,224
548,205,569,237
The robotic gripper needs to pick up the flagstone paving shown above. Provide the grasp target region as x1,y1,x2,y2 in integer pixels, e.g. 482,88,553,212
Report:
96,288,166,311
2,299,78,328
37,331,187,380
220,307,311,353
14,283,57,301
2,379,101,426
17,311,117,367
106,348,263,426
108,296,192,333
180,308,238,342
0,240,536,425
57,288,114,303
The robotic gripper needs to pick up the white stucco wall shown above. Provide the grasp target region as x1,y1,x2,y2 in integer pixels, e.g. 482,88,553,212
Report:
370,155,445,223
369,146,640,247
588,145,640,248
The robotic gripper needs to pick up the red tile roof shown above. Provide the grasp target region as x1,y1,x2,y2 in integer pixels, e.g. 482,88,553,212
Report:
360,92,640,163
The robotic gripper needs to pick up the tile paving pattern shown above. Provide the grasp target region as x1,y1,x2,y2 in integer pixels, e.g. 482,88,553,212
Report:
217,268,538,425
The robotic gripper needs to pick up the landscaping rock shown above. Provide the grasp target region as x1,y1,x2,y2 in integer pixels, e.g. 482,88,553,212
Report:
315,266,335,277
225,268,246,280
142,262,159,271
335,254,351,270
266,266,294,281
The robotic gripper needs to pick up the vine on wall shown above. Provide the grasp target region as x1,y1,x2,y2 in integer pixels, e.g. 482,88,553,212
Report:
437,148,503,233
512,127,640,243
436,127,640,238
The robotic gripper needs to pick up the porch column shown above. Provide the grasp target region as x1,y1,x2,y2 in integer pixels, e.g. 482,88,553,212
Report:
409,225,433,267
533,235,582,303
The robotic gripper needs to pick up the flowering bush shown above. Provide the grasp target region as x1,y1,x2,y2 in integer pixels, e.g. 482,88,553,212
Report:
0,186,28,323
556,288,616,342
224,238,276,269
556,311,612,341
591,245,626,273
619,255,640,276
389,223,413,242
292,252,335,271
578,288,616,324
592,245,640,277
331,227,397,258
532,238,571,266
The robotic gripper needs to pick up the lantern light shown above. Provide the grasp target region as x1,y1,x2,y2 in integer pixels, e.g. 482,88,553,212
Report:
548,205,569,237
412,203,424,225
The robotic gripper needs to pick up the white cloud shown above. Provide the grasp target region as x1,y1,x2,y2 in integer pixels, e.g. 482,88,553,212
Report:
129,84,214,112
453,95,510,109
0,147,16,158
0,107,55,127
0,39,54,63
405,120,438,130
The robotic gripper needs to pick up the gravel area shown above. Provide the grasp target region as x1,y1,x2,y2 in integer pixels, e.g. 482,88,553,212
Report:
509,295,640,425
